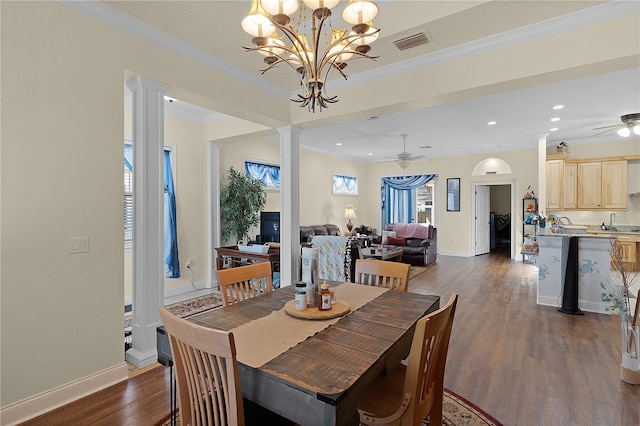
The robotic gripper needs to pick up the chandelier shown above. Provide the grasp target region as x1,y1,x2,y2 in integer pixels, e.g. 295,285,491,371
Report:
241,0,380,112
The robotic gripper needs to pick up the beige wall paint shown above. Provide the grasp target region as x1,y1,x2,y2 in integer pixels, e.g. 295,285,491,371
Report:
1,1,285,407
362,149,537,257
214,135,369,243
123,105,209,300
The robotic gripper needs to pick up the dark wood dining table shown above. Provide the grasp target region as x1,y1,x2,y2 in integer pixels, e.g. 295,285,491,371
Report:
188,285,440,426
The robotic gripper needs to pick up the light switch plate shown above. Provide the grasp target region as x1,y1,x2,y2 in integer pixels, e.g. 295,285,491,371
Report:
69,236,89,254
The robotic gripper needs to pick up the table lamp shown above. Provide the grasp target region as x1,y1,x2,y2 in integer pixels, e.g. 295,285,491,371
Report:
344,205,357,233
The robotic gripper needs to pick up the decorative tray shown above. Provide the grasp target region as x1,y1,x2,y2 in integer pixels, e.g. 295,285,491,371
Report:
283,299,350,320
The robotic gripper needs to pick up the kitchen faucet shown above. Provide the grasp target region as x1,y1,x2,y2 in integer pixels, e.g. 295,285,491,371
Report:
609,212,616,231
558,216,572,226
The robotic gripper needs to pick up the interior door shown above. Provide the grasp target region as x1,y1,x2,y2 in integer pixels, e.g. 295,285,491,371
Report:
475,185,491,255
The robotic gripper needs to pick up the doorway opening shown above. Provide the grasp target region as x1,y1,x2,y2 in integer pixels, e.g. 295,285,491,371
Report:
473,182,514,259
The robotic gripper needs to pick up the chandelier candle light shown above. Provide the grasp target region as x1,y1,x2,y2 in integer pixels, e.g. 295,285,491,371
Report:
241,0,381,112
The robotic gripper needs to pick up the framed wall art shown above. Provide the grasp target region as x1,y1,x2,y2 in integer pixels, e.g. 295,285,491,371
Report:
447,178,460,212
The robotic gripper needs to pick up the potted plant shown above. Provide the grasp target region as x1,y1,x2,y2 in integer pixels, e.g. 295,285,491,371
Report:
600,237,640,384
220,166,266,245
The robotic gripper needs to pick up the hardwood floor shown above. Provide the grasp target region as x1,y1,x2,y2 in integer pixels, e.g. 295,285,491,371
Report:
21,252,639,425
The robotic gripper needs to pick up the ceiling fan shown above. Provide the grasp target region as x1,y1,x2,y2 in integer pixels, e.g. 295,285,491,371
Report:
379,134,426,169
592,113,640,137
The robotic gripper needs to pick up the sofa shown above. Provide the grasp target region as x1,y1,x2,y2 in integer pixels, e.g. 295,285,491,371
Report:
300,224,342,245
374,223,437,266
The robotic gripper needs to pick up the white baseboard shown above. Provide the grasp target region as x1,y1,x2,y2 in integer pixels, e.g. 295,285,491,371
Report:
438,250,473,257
125,280,213,306
0,363,128,426
164,281,212,299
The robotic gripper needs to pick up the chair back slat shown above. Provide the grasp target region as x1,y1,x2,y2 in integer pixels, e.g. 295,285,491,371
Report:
405,293,458,426
217,262,273,306
354,259,410,292
159,307,244,426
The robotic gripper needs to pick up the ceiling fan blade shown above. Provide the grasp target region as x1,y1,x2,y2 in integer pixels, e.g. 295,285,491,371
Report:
591,128,616,137
591,124,620,131
407,155,426,161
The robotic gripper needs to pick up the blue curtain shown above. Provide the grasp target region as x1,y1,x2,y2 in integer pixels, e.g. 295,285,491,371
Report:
245,161,280,188
164,150,180,278
124,144,180,278
381,175,435,226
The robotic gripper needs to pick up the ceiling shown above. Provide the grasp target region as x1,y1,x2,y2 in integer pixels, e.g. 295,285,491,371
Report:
108,0,640,163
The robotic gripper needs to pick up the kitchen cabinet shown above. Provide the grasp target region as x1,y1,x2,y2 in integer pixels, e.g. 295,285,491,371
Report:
578,161,602,208
612,239,638,272
563,162,577,209
546,160,563,209
576,160,627,209
601,160,627,208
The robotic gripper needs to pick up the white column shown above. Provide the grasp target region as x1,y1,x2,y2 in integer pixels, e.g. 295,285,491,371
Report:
207,142,222,289
125,76,168,368
279,126,302,287
538,134,548,214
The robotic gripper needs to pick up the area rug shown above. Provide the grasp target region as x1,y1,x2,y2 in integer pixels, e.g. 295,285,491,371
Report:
124,293,223,348
157,388,502,426
409,265,429,280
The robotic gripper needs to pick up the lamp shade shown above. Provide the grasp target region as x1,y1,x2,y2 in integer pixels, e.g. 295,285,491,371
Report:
342,0,379,25
242,0,276,37
302,0,340,10
260,0,299,16
344,205,357,219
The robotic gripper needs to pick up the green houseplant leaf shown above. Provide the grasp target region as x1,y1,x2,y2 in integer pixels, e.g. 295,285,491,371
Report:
220,166,267,244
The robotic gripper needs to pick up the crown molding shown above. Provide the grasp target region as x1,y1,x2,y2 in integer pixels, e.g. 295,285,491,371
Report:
62,0,637,110
58,0,290,100
330,0,640,93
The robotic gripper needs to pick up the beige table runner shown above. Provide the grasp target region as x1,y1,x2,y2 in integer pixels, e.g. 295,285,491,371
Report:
231,283,388,368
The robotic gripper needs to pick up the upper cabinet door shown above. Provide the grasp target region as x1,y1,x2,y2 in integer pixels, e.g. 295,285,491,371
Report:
546,159,564,209
563,162,578,209
578,161,602,208
602,160,627,209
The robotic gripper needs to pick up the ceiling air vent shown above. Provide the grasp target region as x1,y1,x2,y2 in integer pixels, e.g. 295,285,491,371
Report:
393,32,429,51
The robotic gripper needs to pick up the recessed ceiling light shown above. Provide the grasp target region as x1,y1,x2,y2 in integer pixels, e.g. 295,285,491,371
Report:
550,128,559,131
553,105,564,110
366,116,379,121
420,145,432,149
336,142,342,146
487,121,497,126
367,153,373,156
550,117,560,122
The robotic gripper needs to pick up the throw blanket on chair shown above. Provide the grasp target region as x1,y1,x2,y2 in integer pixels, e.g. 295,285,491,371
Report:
393,223,431,239
312,236,350,282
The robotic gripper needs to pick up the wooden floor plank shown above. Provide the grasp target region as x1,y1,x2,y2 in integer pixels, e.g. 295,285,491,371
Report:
20,250,640,425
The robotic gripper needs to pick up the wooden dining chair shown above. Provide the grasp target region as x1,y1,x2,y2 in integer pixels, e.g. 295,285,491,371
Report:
354,259,411,292
358,293,459,426
158,307,245,426
216,261,273,306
